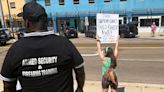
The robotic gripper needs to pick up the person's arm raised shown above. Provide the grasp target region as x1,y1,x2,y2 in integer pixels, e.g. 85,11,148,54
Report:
114,36,119,58
96,35,105,61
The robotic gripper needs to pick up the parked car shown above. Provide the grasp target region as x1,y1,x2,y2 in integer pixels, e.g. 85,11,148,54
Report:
5,29,13,39
0,28,11,45
84,22,138,38
85,26,96,38
64,27,78,38
17,28,27,39
128,22,138,35
119,22,138,38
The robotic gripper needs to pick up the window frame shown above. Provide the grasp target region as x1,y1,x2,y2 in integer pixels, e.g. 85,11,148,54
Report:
59,0,65,5
45,0,51,6
120,0,127,2
73,0,80,4
10,2,16,9
104,0,111,3
89,0,95,4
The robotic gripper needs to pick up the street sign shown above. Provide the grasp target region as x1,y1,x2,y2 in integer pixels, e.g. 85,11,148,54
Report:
96,13,119,43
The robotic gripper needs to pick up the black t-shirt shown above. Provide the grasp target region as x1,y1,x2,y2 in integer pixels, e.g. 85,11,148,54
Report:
1,31,84,92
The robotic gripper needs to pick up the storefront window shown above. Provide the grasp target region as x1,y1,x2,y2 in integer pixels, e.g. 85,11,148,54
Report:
45,0,51,6
132,17,138,26
161,16,164,26
140,19,159,27
88,16,96,26
119,20,122,24
123,17,127,24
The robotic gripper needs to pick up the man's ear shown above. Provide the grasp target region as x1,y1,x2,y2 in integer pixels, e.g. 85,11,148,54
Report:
24,19,29,28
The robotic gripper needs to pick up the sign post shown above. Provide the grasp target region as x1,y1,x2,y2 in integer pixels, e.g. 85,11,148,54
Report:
85,16,89,32
96,13,119,43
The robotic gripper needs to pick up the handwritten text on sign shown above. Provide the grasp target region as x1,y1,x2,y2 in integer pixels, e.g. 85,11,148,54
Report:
96,14,119,43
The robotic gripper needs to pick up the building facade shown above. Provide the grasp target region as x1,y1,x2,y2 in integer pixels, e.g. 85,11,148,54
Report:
26,0,164,32
0,0,25,28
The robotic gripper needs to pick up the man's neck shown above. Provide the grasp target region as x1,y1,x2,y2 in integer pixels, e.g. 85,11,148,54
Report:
28,28,48,33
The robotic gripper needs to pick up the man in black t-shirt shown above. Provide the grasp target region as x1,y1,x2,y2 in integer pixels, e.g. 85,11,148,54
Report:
0,1,85,92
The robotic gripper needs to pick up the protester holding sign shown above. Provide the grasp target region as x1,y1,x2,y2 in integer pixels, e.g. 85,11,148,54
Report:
96,35,119,92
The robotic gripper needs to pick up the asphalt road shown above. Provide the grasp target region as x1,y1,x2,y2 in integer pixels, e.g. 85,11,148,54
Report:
0,37,164,85
78,47,164,84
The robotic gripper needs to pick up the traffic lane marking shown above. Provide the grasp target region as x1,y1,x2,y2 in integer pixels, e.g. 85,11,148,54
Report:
82,53,98,57
1,46,164,49
81,53,164,62
117,58,164,62
78,47,164,49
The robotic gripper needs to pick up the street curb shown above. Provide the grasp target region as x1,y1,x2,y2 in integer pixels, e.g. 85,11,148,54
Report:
119,82,164,88
80,81,164,88
0,79,164,92
73,43,164,47
74,81,164,92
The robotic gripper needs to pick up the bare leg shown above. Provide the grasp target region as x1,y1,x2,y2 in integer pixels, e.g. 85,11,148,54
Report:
153,31,154,37
102,88,108,92
111,72,118,92
151,31,153,37
111,89,117,92
152,31,155,37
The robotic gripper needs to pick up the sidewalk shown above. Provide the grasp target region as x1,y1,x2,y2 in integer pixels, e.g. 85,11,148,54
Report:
78,81,164,92
0,80,164,92
138,31,164,40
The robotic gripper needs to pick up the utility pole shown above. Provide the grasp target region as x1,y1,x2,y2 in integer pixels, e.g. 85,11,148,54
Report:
0,0,5,28
7,0,12,27
7,0,14,38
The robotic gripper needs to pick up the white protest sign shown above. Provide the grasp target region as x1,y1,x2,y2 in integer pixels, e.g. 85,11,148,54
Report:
96,13,119,43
